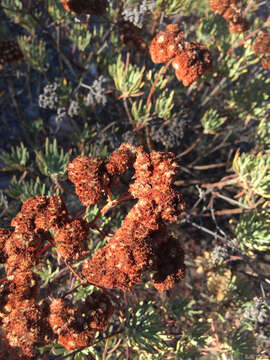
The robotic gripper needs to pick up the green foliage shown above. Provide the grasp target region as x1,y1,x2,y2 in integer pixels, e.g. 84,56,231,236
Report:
233,151,270,199
154,88,175,119
255,116,270,151
6,176,53,202
176,321,209,359
35,138,71,179
123,301,167,354
47,0,73,23
2,0,36,33
68,23,92,52
0,190,8,216
108,55,145,98
34,259,60,288
225,326,256,359
201,108,227,134
131,99,151,125
0,142,29,172
155,0,189,15
235,207,270,253
17,35,49,72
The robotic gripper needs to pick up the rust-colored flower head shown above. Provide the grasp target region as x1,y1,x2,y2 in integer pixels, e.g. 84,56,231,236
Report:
261,56,270,70
209,0,249,33
129,149,185,221
11,195,69,233
0,40,23,68
105,143,137,176
254,32,270,55
172,41,212,86
149,24,183,63
2,299,52,359
54,219,90,260
49,292,113,351
61,0,108,15
7,268,39,304
68,156,110,206
254,32,270,70
149,24,212,85
209,0,233,14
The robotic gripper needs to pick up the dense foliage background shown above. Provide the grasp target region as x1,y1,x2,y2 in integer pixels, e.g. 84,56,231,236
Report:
0,0,270,359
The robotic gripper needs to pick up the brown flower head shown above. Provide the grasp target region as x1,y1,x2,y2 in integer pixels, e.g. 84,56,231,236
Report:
11,195,69,233
68,156,110,206
209,0,249,33
61,0,108,15
172,41,212,86
0,40,23,68
82,199,162,290
119,21,148,54
49,292,113,351
149,24,183,63
54,219,90,260
2,299,52,359
149,24,212,85
129,149,185,221
254,32,270,55
261,56,270,70
105,143,137,177
253,32,270,70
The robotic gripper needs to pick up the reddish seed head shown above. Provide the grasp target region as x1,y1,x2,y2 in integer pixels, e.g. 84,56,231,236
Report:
149,27,182,63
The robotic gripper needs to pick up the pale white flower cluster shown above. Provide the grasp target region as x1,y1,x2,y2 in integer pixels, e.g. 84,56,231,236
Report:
122,0,156,28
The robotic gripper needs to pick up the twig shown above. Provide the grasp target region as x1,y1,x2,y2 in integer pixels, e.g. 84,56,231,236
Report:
191,162,226,170
123,97,133,124
177,136,201,158
146,60,172,111
202,176,238,189
212,191,252,209
200,208,245,216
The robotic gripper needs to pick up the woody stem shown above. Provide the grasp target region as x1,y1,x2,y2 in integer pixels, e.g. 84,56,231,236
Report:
145,59,173,112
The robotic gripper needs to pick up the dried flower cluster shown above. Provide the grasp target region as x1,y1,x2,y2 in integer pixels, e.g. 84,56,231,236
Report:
253,32,270,70
0,197,55,358
68,143,137,206
73,145,186,291
0,144,185,356
209,0,250,33
149,24,212,86
0,40,23,67
0,195,113,357
119,20,148,54
61,0,108,15
49,292,114,350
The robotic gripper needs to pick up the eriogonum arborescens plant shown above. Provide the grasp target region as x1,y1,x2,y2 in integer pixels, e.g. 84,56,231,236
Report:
253,31,270,70
209,0,250,33
61,0,108,15
0,144,185,358
149,24,212,86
